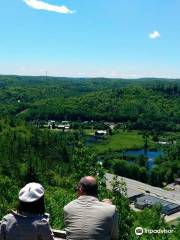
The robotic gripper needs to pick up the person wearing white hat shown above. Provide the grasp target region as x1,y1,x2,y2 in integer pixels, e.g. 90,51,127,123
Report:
0,182,54,240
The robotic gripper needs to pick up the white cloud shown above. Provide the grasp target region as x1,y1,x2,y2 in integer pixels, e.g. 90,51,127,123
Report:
23,0,75,14
149,31,160,39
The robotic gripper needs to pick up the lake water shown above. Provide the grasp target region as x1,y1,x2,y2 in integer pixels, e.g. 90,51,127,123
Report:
86,136,104,145
126,149,163,169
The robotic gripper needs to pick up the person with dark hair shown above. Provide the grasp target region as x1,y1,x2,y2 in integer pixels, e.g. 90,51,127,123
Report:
64,176,119,240
0,183,54,240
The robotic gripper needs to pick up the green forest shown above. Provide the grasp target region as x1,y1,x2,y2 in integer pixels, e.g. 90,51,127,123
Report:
0,75,180,239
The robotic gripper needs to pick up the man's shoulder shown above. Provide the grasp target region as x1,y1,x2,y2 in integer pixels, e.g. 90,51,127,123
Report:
97,201,117,212
64,199,79,211
64,198,116,213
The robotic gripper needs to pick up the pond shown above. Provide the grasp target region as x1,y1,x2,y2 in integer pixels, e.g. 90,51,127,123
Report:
125,149,163,170
86,136,104,145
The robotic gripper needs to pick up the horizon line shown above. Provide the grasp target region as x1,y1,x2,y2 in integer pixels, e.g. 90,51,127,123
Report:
0,73,180,80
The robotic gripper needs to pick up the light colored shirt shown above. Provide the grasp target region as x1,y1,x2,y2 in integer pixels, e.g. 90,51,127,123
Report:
0,211,54,240
64,195,119,240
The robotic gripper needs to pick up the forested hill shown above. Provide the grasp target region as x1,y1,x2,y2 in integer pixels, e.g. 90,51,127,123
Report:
0,74,180,85
0,75,180,101
0,75,179,132
0,75,134,113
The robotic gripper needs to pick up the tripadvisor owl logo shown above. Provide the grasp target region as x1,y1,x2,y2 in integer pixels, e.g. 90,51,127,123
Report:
135,227,174,235
135,227,144,236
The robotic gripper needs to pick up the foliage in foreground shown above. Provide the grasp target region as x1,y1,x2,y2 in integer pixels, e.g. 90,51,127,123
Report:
0,118,180,239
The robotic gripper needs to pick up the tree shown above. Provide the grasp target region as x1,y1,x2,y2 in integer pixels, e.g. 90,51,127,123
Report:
72,143,98,181
111,176,133,240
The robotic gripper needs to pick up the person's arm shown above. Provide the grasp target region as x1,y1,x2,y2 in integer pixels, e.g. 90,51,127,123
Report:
0,218,7,240
37,218,54,240
111,209,119,240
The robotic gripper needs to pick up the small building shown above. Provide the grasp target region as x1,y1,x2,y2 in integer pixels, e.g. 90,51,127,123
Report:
95,130,107,139
58,124,70,129
95,130,107,137
48,120,55,125
57,121,70,131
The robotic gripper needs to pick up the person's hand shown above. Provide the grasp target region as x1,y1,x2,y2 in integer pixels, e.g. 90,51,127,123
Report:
102,199,112,204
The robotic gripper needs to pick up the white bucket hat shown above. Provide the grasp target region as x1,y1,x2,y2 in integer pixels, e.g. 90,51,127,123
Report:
19,183,44,203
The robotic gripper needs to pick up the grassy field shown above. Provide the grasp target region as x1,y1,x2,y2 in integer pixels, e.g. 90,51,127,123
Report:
48,128,158,154
92,130,156,153
84,129,96,135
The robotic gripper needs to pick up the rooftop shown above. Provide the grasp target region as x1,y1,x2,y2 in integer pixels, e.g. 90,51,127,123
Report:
106,173,180,205
135,195,180,214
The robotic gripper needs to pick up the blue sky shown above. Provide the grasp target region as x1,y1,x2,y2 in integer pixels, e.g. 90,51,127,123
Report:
0,0,180,78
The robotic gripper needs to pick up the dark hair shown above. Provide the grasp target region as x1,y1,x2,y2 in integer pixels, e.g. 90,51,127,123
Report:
78,177,98,197
17,196,45,215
